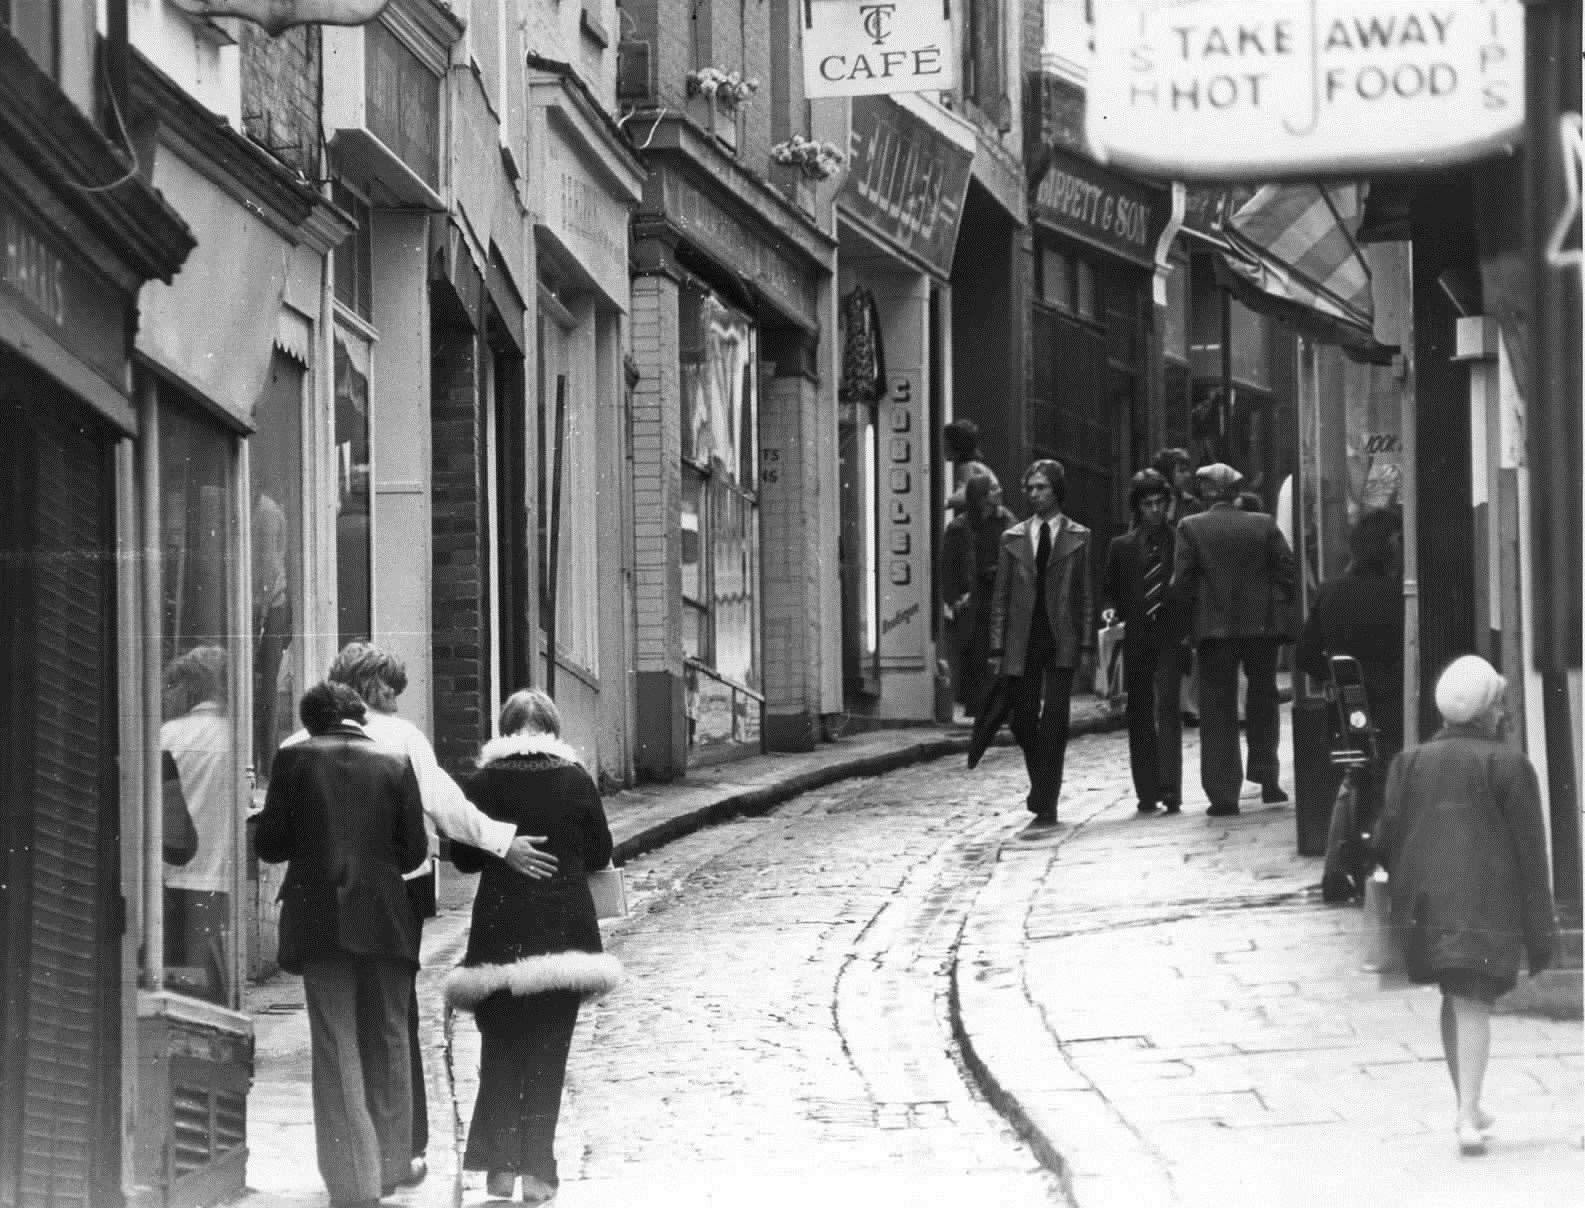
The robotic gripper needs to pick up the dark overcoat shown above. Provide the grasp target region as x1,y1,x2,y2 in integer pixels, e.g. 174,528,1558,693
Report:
1375,725,1556,992
1171,501,1296,643
255,724,428,974
443,734,622,1011
988,514,1094,675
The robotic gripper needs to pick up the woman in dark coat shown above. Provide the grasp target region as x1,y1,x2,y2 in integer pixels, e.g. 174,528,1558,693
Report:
1374,655,1555,1157
444,689,622,1203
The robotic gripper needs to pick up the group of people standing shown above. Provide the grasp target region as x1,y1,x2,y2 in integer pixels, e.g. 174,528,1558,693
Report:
254,643,620,1207
945,436,1296,826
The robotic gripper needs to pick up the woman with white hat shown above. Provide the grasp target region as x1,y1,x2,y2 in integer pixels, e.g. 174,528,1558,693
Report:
1374,654,1556,1156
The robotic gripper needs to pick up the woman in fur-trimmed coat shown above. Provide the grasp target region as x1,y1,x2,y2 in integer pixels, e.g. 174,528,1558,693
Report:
444,689,621,1203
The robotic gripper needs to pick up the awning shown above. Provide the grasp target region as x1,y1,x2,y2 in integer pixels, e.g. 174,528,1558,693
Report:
1217,183,1396,364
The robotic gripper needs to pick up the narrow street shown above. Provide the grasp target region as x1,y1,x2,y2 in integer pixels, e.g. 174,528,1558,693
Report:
444,734,1083,1208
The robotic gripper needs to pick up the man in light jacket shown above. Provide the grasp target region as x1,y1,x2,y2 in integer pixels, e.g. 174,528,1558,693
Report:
988,459,1095,828
280,642,557,1185
1171,463,1296,816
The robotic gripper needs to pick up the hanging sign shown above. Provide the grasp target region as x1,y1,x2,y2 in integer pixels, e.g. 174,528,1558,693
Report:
803,0,957,98
1086,0,1525,180
169,0,389,35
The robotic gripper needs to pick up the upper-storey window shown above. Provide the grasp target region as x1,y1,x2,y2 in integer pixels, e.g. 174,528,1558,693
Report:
964,0,1008,129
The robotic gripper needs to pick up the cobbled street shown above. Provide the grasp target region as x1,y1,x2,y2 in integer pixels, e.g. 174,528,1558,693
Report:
442,736,1114,1208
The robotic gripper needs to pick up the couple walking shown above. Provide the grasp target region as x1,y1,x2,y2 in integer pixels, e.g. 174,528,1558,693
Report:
256,644,619,1207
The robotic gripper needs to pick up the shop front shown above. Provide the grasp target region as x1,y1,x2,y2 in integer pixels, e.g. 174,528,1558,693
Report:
834,95,974,724
1029,146,1169,573
126,50,349,1208
525,56,646,781
0,26,191,1208
629,115,835,776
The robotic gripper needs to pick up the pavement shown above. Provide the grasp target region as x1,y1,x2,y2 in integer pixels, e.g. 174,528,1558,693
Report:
236,697,1584,1208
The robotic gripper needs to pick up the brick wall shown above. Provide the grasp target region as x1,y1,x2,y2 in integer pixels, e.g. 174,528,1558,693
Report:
430,322,489,773
629,273,682,674
757,361,822,749
240,25,319,178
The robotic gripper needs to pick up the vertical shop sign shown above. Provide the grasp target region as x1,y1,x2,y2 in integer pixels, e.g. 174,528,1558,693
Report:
803,0,957,98
879,371,926,663
1087,0,1526,179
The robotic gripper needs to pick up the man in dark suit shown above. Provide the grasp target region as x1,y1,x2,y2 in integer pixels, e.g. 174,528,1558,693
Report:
256,682,429,1208
1104,469,1187,816
988,459,1095,828
1172,463,1297,816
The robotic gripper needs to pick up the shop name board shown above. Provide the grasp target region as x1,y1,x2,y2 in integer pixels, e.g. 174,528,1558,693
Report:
1,200,126,384
803,0,956,98
660,173,816,327
837,97,974,276
1087,0,1525,179
551,169,628,301
1033,152,1165,267
367,20,440,188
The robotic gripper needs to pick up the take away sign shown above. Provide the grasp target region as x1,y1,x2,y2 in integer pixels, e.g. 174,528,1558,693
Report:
1086,0,1525,180
803,0,957,98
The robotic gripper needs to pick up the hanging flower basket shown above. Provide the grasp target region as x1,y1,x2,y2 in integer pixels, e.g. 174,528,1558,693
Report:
686,67,760,112
771,134,846,181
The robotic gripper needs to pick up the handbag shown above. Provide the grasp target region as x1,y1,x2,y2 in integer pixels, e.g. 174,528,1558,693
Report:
1361,869,1411,989
587,865,628,920
1093,620,1126,705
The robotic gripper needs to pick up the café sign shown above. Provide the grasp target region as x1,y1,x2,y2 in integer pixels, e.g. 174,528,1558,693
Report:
1086,0,1525,179
803,0,956,98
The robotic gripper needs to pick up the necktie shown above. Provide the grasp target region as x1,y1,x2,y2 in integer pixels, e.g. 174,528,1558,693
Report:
1143,538,1165,621
1035,519,1052,589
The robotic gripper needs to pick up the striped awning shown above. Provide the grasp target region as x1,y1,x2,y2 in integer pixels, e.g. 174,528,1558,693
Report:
1217,183,1395,362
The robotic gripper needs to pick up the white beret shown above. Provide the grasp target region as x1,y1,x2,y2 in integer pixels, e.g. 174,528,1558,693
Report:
1434,655,1507,725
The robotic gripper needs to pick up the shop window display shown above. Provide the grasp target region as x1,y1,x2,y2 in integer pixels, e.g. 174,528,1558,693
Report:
158,403,240,1006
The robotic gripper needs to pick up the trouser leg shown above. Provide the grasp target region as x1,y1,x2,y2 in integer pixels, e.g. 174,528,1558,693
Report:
355,957,414,1192
303,959,382,1204
1197,639,1243,806
1154,647,1184,802
1011,653,1050,813
404,877,430,1158
465,992,581,1186
1242,639,1281,785
1032,664,1075,813
1123,644,1162,805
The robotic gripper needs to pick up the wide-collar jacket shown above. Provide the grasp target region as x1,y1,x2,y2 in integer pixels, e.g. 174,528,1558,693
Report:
988,512,1094,675
1103,522,1182,643
1171,501,1296,643
254,726,428,973
1375,725,1555,987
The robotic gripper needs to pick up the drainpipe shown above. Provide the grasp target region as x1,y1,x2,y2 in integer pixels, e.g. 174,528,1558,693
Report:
138,375,162,992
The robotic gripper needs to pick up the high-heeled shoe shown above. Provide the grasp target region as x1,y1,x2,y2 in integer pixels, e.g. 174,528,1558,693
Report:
1456,1120,1487,1156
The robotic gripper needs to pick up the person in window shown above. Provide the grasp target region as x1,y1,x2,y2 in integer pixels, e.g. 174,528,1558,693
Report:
280,642,559,1187
160,645,234,1003
1373,655,1555,1157
444,689,621,1204
987,459,1095,829
256,682,429,1207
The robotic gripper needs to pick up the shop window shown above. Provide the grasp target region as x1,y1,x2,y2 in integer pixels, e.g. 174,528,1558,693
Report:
333,327,372,646
250,353,303,786
1039,246,1072,312
1163,257,1190,365
158,401,241,1008
1230,298,1272,390
536,301,599,678
678,285,760,694
1075,258,1098,321
332,183,373,322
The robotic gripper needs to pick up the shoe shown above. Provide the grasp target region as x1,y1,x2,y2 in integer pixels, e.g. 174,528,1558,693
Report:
1262,784,1290,804
1456,1120,1487,1155
1136,802,1158,814
1207,802,1241,817
520,1175,557,1204
1239,781,1264,799
486,1171,517,1199
398,1157,427,1187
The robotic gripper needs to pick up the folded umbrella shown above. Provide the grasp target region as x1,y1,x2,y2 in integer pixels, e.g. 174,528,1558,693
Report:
967,676,1017,769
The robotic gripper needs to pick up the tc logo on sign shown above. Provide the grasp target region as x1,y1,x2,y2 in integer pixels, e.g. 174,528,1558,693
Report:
859,4,896,43
803,0,956,97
